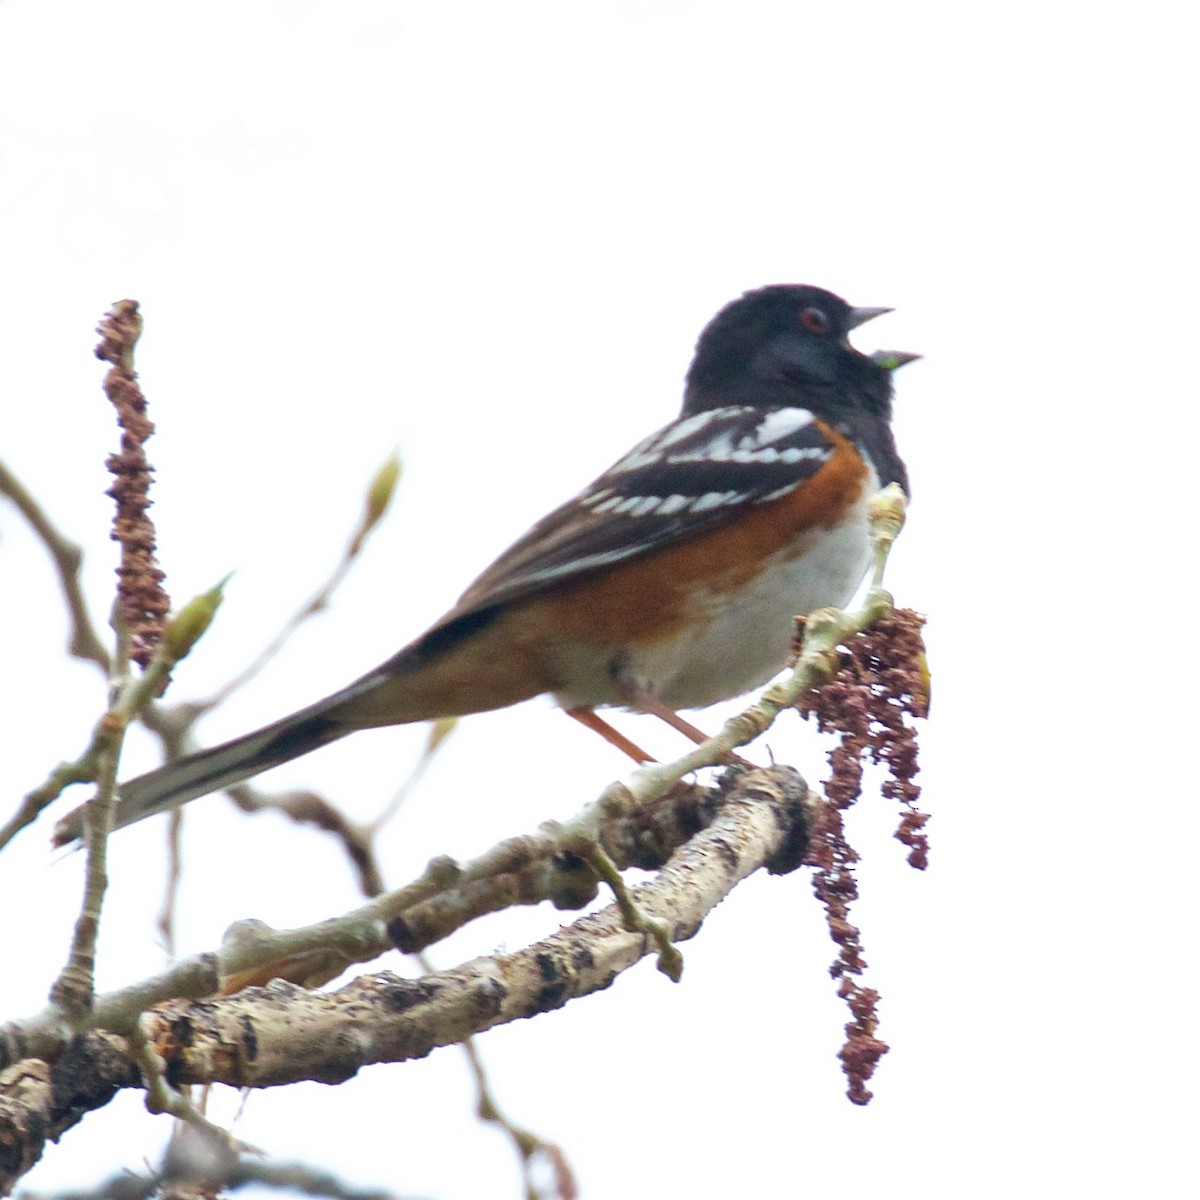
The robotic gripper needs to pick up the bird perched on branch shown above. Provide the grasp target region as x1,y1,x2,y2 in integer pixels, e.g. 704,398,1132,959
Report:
57,283,917,844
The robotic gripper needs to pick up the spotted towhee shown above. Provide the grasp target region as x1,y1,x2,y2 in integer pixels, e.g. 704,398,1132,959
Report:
90,284,916,836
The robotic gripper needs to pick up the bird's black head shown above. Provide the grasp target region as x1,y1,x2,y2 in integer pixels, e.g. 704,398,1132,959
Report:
683,284,910,423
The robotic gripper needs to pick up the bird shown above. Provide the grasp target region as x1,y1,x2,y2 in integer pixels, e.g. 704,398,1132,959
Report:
63,284,916,842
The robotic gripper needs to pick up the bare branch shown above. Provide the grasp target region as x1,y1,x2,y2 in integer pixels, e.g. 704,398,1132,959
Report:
17,1126,414,1200
148,769,807,1088
3,771,741,1070
192,453,401,716
0,458,109,671
223,782,387,900
458,1029,577,1200
0,770,806,1186
2,584,224,858
0,1032,140,1191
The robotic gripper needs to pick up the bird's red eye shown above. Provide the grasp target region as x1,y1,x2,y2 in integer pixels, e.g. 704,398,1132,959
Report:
799,306,831,334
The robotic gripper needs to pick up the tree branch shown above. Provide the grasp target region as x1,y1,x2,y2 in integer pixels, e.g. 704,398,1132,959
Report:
0,768,807,1189
0,459,110,672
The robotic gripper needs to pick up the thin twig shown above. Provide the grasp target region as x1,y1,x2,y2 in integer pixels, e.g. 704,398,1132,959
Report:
192,454,401,716
0,458,110,671
16,1151,416,1200
46,593,221,1012
127,1019,260,1156
459,1028,578,1200
366,716,458,836
3,585,224,854
224,782,387,900
566,840,682,980
156,809,186,958
46,706,123,1015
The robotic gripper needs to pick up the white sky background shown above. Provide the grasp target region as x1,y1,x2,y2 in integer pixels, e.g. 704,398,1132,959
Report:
1,1,1196,1197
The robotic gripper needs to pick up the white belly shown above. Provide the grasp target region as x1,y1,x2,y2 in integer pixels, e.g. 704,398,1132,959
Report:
550,484,876,712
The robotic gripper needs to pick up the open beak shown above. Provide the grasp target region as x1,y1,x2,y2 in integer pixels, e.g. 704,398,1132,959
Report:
847,305,893,329
870,349,923,370
848,307,919,368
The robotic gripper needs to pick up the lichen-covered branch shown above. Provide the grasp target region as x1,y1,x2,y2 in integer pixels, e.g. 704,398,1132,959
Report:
0,769,807,1189
149,768,809,1088
0,769,752,1074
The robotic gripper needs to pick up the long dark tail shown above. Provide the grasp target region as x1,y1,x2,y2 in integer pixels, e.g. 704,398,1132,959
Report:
51,606,528,847
120,706,352,829
52,701,355,847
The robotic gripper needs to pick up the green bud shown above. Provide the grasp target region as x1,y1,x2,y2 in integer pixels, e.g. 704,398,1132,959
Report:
163,576,229,661
363,453,402,532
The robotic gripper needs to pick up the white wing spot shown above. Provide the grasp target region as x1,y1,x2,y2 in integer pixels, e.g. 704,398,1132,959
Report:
690,490,748,512
701,428,738,458
729,447,780,464
629,495,663,516
756,483,800,503
746,408,814,448
657,494,692,515
652,407,743,452
667,443,740,464
591,496,625,514
668,443,827,466
611,447,662,473
581,488,613,507
613,495,665,516
780,445,829,464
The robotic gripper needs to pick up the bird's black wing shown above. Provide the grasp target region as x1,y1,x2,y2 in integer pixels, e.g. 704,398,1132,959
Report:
442,404,840,620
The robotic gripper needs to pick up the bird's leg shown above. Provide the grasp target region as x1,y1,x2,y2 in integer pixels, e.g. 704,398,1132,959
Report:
642,697,713,745
619,684,716,746
619,683,753,768
566,707,656,763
